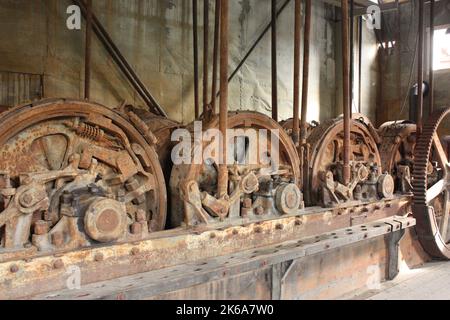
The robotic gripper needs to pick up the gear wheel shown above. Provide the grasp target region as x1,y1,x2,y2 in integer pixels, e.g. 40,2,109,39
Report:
412,107,450,259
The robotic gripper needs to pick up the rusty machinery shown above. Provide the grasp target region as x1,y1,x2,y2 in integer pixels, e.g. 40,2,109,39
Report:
0,99,168,256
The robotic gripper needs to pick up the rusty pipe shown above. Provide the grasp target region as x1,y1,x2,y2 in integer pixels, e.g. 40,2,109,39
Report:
218,0,229,198
342,0,351,185
203,0,210,113
429,0,435,115
211,0,221,113
84,0,92,100
272,0,278,122
292,0,302,146
417,0,424,135
193,0,200,118
300,0,311,146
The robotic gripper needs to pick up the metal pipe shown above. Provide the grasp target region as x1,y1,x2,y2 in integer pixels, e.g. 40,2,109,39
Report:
429,0,435,114
358,16,362,113
193,0,200,118
272,0,278,122
292,0,301,146
301,0,311,146
203,0,210,113
211,0,220,113
218,0,229,198
74,0,166,117
84,0,92,100
342,0,351,185
417,0,424,135
350,0,354,113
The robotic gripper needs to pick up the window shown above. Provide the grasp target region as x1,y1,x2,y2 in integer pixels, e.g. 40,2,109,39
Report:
433,27,450,71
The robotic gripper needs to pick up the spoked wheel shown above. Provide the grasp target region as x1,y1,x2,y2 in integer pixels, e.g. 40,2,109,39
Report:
0,99,166,254
413,107,450,259
170,112,301,227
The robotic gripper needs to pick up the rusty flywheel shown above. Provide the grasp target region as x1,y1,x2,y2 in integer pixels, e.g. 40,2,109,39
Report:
412,107,450,259
0,99,167,255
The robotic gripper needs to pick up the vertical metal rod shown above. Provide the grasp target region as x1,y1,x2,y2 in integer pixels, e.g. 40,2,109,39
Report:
218,0,229,198
272,0,278,122
429,0,435,114
84,0,92,100
300,0,311,146
211,0,220,113
342,0,351,185
358,16,362,113
193,0,200,118
350,0,354,113
292,0,302,146
417,0,424,135
203,0,210,113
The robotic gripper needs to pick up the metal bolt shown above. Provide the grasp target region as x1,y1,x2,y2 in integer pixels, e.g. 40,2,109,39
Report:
275,223,284,230
131,248,140,256
256,207,264,215
53,259,64,270
34,220,49,236
94,253,104,262
131,222,142,235
243,198,252,209
210,232,216,239
295,219,302,226
10,264,19,273
232,229,239,235
254,226,263,234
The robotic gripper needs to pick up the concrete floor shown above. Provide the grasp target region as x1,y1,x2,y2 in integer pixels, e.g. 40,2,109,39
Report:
343,262,450,300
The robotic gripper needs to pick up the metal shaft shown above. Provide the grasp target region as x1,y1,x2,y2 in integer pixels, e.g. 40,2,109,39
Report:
417,0,424,135
342,0,351,185
429,0,435,115
301,0,311,145
292,0,302,146
211,0,220,113
84,0,92,100
272,0,278,122
193,0,200,118
203,0,210,113
218,0,229,198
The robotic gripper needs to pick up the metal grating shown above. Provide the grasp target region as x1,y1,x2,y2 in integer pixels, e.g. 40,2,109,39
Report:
0,71,43,108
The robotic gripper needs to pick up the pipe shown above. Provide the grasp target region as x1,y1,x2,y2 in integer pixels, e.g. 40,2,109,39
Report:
203,0,210,113
429,0,435,114
84,0,92,100
292,0,302,146
342,0,351,185
358,16,362,113
74,0,166,117
417,0,424,135
272,0,278,122
193,0,200,118
350,0,354,113
301,0,311,146
218,0,229,198
211,0,220,113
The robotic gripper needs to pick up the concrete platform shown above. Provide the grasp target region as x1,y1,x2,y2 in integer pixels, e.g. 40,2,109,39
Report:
343,262,450,300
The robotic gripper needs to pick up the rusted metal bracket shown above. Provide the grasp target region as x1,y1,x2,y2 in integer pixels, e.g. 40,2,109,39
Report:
387,227,406,281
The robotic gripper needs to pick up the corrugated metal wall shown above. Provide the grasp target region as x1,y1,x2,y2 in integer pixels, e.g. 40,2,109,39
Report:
0,71,43,107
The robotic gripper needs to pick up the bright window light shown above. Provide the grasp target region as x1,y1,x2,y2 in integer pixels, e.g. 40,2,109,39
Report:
433,28,450,71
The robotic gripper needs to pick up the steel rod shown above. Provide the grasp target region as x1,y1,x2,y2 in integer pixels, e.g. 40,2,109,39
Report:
350,0,354,113
203,0,210,113
358,16,362,113
211,0,220,113
218,0,229,198
417,0,424,135
429,0,435,114
272,0,278,122
74,0,166,117
193,0,200,118
342,0,351,185
301,0,311,146
84,0,92,100
292,0,302,146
